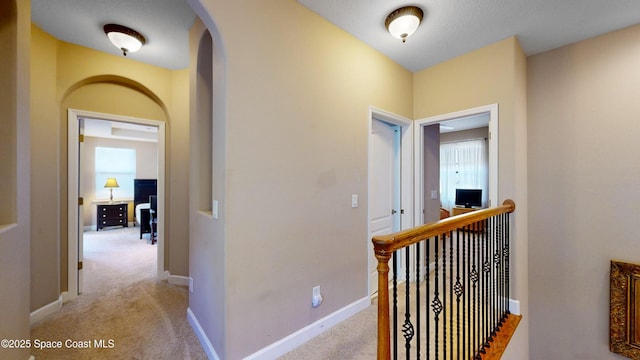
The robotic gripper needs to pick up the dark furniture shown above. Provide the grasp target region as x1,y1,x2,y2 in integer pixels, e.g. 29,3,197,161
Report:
149,195,158,244
97,203,128,230
134,179,157,238
139,208,151,239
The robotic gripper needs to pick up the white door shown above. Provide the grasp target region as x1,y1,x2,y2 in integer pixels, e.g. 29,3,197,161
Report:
369,119,401,296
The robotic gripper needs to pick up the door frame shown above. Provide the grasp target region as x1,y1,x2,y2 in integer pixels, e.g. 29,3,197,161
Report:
66,108,166,302
413,104,499,227
368,107,413,297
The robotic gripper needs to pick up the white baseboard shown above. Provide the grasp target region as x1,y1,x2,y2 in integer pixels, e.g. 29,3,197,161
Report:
168,274,189,286
509,299,521,315
244,296,370,359
30,295,63,327
187,307,221,360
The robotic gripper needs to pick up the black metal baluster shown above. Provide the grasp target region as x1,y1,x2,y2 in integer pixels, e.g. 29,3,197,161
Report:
505,213,511,317
502,213,508,321
495,215,506,326
454,229,462,360
405,247,414,359
502,214,507,321
493,215,498,325
483,218,491,352
416,242,421,360
462,228,467,360
393,251,398,360
432,235,442,360
467,225,478,359
442,232,447,359
495,214,501,324
473,226,481,360
445,231,454,360
426,237,430,360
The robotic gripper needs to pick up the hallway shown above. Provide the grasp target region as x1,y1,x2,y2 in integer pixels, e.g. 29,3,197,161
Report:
30,228,205,359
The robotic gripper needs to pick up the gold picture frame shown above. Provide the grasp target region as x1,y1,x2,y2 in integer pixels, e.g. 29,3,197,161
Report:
610,260,640,358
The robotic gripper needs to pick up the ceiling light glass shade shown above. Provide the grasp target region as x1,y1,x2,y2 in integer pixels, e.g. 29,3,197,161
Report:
104,24,146,56
385,6,424,43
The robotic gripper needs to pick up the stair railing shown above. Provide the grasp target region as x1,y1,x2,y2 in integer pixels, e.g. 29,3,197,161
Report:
373,199,519,360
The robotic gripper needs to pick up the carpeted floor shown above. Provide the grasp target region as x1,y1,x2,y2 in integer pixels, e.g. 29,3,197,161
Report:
30,227,206,360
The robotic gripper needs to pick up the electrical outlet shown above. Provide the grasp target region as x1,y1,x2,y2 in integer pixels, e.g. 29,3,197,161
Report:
189,277,194,293
312,285,323,308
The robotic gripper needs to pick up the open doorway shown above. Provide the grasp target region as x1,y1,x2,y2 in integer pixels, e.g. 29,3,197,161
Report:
81,118,159,295
67,109,166,301
414,104,498,226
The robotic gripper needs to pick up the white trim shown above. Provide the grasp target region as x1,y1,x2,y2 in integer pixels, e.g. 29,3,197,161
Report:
187,307,221,360
509,299,521,315
413,103,499,227
0,223,17,235
60,291,72,303
244,297,370,359
30,295,63,326
166,271,190,286
67,109,166,301
367,107,414,296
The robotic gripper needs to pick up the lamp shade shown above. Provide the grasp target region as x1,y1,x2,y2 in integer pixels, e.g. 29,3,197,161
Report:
104,178,120,188
104,24,146,56
385,6,424,43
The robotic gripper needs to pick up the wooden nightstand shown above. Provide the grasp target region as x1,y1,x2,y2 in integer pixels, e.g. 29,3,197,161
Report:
97,203,128,230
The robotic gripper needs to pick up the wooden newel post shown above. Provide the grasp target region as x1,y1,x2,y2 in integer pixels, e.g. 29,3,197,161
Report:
375,250,392,360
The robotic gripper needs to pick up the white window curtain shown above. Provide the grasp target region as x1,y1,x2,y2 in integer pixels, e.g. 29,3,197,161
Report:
440,139,488,210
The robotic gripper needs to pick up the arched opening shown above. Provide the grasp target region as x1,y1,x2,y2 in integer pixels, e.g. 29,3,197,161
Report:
63,78,168,301
196,31,213,212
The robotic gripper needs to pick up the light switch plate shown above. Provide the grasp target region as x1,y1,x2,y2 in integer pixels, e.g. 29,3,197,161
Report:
352,194,358,208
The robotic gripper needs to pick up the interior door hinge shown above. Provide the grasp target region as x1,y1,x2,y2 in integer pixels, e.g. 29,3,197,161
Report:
78,261,83,270
400,209,405,215
78,197,83,206
79,134,84,143
391,209,397,215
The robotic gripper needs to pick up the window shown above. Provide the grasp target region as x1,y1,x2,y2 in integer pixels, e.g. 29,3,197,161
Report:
440,139,488,210
95,147,136,200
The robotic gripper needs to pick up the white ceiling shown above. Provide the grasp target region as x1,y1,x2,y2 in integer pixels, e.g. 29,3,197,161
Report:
299,0,640,72
31,0,196,70
32,1,640,73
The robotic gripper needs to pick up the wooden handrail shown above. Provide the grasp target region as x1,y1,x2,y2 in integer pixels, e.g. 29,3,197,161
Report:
373,199,515,254
372,199,516,360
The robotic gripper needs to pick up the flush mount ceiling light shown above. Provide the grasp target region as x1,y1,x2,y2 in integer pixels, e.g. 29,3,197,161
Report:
385,6,424,43
103,24,146,56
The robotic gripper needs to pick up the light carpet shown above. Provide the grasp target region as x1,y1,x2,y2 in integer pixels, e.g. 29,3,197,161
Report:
30,227,206,360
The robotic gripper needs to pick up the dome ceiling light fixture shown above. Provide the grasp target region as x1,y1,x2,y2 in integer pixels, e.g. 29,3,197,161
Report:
103,24,146,56
385,6,424,43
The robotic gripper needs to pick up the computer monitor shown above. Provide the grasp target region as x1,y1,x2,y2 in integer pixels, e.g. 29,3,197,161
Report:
455,189,482,208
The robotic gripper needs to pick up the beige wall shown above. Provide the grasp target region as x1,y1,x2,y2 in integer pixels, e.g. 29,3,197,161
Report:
81,136,158,227
528,24,640,359
29,25,190,310
0,1,31,359
189,1,413,358
30,25,60,311
413,36,530,359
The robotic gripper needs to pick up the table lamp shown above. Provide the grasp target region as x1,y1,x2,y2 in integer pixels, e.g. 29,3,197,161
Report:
104,177,120,202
